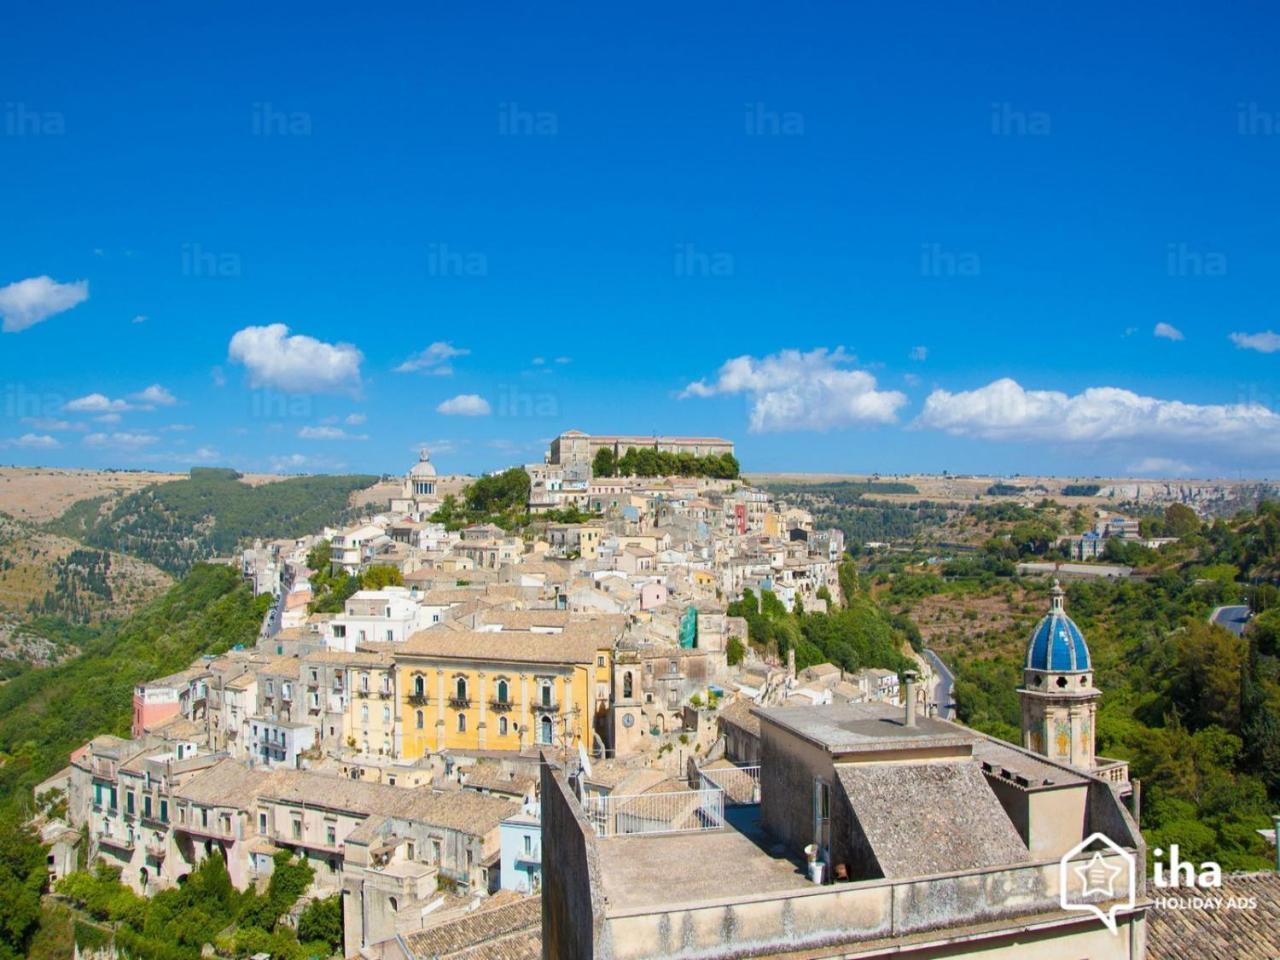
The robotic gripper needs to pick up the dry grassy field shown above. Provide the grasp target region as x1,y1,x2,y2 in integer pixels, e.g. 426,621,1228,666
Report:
0,468,181,522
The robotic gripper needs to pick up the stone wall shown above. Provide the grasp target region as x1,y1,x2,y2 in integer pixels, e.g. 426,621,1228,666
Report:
540,756,608,959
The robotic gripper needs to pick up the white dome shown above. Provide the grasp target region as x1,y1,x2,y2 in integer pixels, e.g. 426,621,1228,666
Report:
409,447,436,478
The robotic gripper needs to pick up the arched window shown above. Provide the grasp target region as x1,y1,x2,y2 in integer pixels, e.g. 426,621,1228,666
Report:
414,675,425,697
416,710,424,729
499,716,508,736
361,705,369,724
540,715,553,745
623,671,633,699
458,713,467,733
496,679,509,703
455,677,468,701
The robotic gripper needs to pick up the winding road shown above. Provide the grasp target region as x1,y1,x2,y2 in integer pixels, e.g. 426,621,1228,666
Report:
923,648,955,720
1210,604,1251,637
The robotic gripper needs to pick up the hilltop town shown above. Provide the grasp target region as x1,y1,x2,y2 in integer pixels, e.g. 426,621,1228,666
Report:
18,430,1236,959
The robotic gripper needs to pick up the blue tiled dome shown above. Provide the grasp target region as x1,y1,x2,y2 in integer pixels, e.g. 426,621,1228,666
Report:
1025,583,1090,672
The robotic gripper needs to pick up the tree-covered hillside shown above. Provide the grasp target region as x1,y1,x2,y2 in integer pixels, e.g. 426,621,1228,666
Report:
937,503,1280,871
0,564,270,812
47,468,377,576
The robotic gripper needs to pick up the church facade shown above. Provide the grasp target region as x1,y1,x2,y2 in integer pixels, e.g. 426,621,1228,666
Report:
390,447,440,516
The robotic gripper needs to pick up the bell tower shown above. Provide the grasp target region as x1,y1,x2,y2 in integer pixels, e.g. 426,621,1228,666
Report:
1018,581,1101,771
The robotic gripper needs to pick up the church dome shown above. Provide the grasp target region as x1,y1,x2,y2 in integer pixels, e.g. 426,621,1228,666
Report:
1024,581,1090,672
409,447,436,479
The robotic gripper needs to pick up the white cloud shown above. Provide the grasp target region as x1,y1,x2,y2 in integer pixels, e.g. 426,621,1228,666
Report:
1127,457,1195,477
1154,322,1184,341
910,346,928,361
83,431,159,449
0,276,89,333
64,385,176,416
436,394,491,416
299,426,368,440
228,324,363,395
1229,330,1280,354
554,356,571,365
531,356,546,366
132,314,147,324
130,384,177,407
395,341,469,375
21,417,85,432
345,413,366,425
680,347,907,432
2,433,61,450
270,453,310,472
903,373,922,388
65,393,130,413
917,377,1280,460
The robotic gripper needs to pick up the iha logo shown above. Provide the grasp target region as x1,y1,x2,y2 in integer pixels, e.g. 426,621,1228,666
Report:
1152,845,1221,889
1150,845,1255,912
1059,833,1136,935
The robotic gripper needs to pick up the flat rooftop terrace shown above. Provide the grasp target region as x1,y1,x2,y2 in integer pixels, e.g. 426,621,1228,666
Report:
754,702,975,754
595,806,810,912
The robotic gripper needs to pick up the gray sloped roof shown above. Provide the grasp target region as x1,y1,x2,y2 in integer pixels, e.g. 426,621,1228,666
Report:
835,761,1030,879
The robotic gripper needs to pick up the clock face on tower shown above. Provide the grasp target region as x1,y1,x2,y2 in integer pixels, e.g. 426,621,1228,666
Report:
622,713,635,728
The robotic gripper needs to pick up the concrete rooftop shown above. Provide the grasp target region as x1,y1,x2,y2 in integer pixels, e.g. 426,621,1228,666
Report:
595,808,811,912
753,702,976,754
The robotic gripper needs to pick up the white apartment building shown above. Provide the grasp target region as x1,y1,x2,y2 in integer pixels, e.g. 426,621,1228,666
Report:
326,588,445,651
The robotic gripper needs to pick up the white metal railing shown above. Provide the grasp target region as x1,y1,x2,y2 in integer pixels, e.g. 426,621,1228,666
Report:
583,787,725,838
698,764,761,805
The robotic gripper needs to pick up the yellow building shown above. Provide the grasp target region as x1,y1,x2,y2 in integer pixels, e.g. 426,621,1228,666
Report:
343,651,399,758
396,629,613,757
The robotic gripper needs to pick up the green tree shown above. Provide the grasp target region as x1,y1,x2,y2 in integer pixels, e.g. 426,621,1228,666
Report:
0,814,47,959
305,541,332,573
1161,621,1245,732
1164,503,1201,539
837,560,858,606
297,895,343,952
361,565,404,589
726,636,745,667
591,448,616,478
464,468,531,516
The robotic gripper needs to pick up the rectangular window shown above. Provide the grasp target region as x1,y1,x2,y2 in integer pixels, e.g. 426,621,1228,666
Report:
126,792,135,815
143,795,152,818
326,824,336,846
160,799,168,823
292,819,302,840
259,812,267,833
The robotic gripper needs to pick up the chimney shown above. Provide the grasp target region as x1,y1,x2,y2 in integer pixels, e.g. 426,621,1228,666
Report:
903,671,918,727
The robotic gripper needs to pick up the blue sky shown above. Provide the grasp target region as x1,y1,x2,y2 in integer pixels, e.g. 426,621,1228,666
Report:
3,1,1279,478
